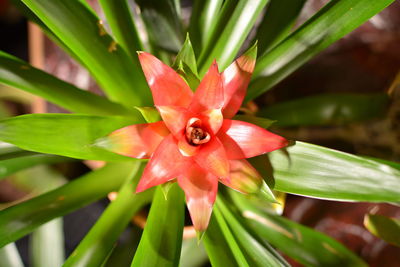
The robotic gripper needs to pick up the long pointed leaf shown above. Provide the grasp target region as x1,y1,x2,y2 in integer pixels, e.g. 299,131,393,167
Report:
30,219,64,267
20,0,152,106
230,191,367,267
255,0,306,55
0,243,24,267
0,162,137,248
131,185,185,267
364,214,400,247
259,93,389,126
247,0,396,101
188,0,224,56
270,142,400,202
198,0,268,76
0,114,145,161
0,51,134,116
217,196,290,267
202,214,238,267
99,0,144,60
0,154,73,180
64,163,153,267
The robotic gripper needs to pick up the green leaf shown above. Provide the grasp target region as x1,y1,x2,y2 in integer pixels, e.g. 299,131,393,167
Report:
0,51,135,116
269,142,400,202
20,0,152,106
136,0,184,53
247,0,396,101
188,0,224,56
0,153,73,180
131,185,185,267
258,93,389,126
0,243,24,267
64,163,153,267
211,205,250,267
217,196,289,267
255,0,306,55
99,0,144,61
198,0,268,76
30,219,65,267
202,213,238,267
230,191,367,267
173,34,199,76
0,161,137,248
134,106,161,123
233,115,275,129
195,0,238,64
172,35,200,90
364,214,400,247
0,114,145,161
179,238,208,267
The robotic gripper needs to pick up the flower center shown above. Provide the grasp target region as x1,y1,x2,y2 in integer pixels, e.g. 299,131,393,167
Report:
185,118,211,146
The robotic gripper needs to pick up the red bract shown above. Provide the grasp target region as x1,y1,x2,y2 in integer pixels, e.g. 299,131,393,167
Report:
106,46,288,232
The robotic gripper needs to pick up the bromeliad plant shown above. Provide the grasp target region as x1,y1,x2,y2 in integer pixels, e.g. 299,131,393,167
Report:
0,0,399,267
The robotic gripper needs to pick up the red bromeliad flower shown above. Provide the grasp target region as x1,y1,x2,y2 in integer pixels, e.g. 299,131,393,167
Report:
106,46,288,232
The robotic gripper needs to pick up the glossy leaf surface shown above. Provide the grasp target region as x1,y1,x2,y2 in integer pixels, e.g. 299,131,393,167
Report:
230,191,367,267
259,93,389,126
30,219,64,267
20,0,152,106
64,163,153,267
136,0,183,53
131,185,185,267
99,0,144,60
0,162,137,248
0,243,24,267
217,197,289,267
198,0,268,75
255,0,306,55
270,142,400,202
364,214,400,247
247,0,396,101
0,114,145,161
0,51,135,116
202,214,238,267
0,154,73,180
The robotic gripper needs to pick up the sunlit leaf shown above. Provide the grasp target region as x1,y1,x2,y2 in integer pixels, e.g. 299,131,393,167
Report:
198,0,268,75
364,214,400,247
255,0,306,55
20,0,152,106
0,243,24,267
230,191,367,267
0,162,137,248
64,163,154,267
247,0,396,101
217,196,290,267
131,185,185,267
99,0,144,61
0,114,145,161
0,51,135,116
270,142,400,202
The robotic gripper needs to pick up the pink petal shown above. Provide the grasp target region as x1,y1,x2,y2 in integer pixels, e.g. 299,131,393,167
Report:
136,134,188,193
222,46,257,118
138,52,193,107
156,105,189,137
178,135,200,157
105,121,169,159
194,137,229,178
190,60,224,113
200,109,223,135
177,163,218,231
220,159,263,194
218,119,288,159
